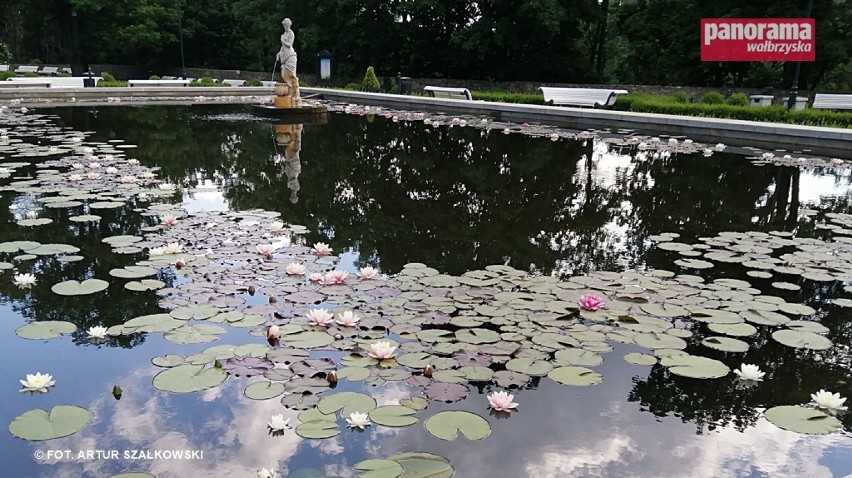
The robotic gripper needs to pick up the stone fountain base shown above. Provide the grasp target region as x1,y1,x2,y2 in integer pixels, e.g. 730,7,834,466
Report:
251,82,328,123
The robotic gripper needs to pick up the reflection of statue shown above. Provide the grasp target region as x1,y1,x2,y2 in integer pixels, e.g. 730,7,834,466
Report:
276,18,300,103
274,123,302,203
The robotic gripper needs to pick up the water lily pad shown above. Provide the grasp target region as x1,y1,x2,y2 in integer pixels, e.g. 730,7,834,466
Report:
388,452,454,478
169,305,221,320
163,323,226,344
109,266,158,279
125,279,165,291
369,405,419,427
547,366,603,386
702,336,750,352
764,405,841,434
69,214,101,222
424,382,469,402
16,321,76,340
455,328,501,344
355,459,404,478
17,218,53,227
244,381,285,400
492,370,529,388
318,391,377,416
51,279,109,296
296,419,340,439
281,392,320,410
9,405,91,441
151,355,184,368
707,322,757,337
553,349,603,367
506,358,553,376
222,356,274,376
771,329,832,350
337,367,371,381
424,411,490,441
152,364,227,393
285,331,335,348
623,352,657,365
660,354,729,379
640,303,688,318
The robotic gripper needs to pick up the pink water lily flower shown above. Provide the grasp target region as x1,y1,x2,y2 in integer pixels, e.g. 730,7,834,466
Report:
256,244,276,256
322,270,348,285
308,273,323,283
267,325,280,340
488,391,519,412
578,294,605,311
285,262,306,275
312,242,333,256
306,308,335,327
336,310,361,327
359,266,379,280
161,215,178,227
368,341,397,360
119,175,136,184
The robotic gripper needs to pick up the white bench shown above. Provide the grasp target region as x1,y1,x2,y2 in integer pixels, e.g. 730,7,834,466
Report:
222,79,246,87
161,75,178,80
0,80,51,88
127,79,190,87
261,81,277,87
59,67,72,75
0,65,8,72
540,87,629,108
14,65,40,74
423,86,473,100
812,94,852,110
39,66,59,76
7,76,101,88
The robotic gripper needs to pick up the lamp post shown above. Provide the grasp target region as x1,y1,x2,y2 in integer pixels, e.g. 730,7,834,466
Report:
179,15,187,78
71,7,81,75
786,0,815,109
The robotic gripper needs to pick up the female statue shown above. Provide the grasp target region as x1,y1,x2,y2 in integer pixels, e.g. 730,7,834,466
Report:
276,18,299,99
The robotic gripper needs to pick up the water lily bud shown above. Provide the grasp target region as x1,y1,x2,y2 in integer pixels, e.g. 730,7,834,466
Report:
175,257,186,269
248,285,256,296
214,359,222,369
268,295,277,304
112,385,123,400
327,370,338,384
423,364,433,378
267,325,280,340
333,333,343,340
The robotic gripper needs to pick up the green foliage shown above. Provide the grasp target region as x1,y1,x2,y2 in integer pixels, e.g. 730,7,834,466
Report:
700,92,725,105
149,75,161,80
362,66,380,91
57,72,71,77
246,78,262,86
23,71,40,78
726,93,748,107
102,73,118,82
472,91,545,104
389,84,400,94
344,83,361,91
0,71,15,81
190,77,221,87
0,41,11,63
98,80,128,87
672,92,690,103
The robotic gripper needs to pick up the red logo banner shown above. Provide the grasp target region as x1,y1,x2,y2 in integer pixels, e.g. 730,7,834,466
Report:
701,18,815,62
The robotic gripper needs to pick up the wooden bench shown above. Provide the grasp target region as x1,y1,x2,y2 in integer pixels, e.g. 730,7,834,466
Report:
14,65,40,74
222,79,246,87
127,79,190,87
423,86,473,100
39,66,59,76
0,80,51,88
540,87,629,108
812,93,852,110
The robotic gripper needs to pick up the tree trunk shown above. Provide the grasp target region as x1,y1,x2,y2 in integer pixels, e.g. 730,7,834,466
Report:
53,0,83,75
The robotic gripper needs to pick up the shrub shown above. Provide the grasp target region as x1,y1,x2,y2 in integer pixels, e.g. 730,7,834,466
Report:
389,84,400,95
0,71,15,81
149,75,160,80
672,92,690,103
700,91,725,104
0,41,11,63
726,93,749,106
362,66,380,91
102,73,117,82
472,90,545,104
98,80,127,87
23,71,40,78
189,77,219,87
246,78,263,87
344,82,361,91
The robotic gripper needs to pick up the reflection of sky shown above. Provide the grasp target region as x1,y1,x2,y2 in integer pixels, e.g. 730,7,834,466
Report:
183,180,229,213
798,169,852,204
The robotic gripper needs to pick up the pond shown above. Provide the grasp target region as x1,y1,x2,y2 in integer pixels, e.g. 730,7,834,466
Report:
1,103,851,478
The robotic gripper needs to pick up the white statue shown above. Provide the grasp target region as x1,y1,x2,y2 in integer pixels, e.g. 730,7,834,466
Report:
276,18,299,99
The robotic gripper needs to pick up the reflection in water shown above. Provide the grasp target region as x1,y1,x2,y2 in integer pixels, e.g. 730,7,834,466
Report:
1,104,848,477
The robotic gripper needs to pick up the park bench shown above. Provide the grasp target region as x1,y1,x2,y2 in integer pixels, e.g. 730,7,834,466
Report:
540,87,629,108
261,81,277,87
59,67,72,75
423,86,473,100
8,76,101,88
14,65,40,75
1,80,51,88
127,79,190,87
222,79,246,87
161,75,178,80
39,66,59,76
812,93,852,111
0,65,8,72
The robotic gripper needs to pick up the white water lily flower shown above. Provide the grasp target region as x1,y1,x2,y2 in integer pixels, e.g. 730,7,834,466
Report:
284,262,305,275
149,246,166,256
25,210,38,219
87,172,101,180
267,414,291,432
140,171,156,179
158,183,176,190
119,175,136,184
13,273,37,288
105,166,119,174
20,372,55,393
367,341,397,360
733,363,764,382
336,310,361,327
257,468,278,478
164,243,183,254
257,244,277,256
87,326,108,339
88,162,101,169
306,308,335,327
346,412,372,429
69,174,84,181
127,159,140,166
269,221,285,233
811,389,848,415
71,162,85,169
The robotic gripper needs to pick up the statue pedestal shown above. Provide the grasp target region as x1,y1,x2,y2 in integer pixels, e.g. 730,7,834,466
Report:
251,82,327,122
